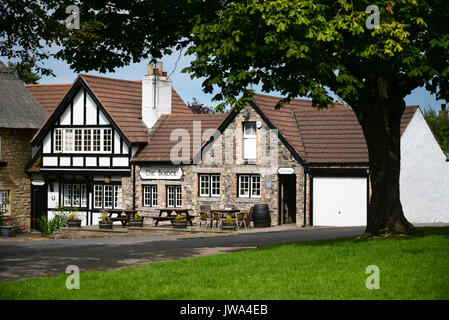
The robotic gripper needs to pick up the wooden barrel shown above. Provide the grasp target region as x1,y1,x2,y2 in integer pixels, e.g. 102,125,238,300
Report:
252,204,271,228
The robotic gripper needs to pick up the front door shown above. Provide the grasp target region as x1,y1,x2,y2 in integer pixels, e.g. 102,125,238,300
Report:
278,174,296,224
31,184,47,230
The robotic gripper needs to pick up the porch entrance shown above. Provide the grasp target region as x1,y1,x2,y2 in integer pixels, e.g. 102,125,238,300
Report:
278,174,296,224
31,184,47,230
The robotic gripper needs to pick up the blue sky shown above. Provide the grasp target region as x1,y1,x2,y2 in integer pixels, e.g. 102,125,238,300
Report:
12,50,447,112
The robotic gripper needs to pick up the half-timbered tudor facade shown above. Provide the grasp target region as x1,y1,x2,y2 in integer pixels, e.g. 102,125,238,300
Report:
26,63,192,226
26,62,449,228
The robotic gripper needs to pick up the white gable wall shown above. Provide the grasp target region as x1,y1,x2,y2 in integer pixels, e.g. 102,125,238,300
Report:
400,109,449,223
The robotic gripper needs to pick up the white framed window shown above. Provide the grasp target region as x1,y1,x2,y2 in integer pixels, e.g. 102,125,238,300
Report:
114,185,122,209
72,184,81,206
93,129,101,152
167,186,182,208
81,184,87,207
199,174,221,197
0,191,9,215
63,184,72,206
103,129,112,152
251,175,261,197
104,185,113,208
64,129,74,152
54,129,62,152
243,122,257,160
238,174,261,198
74,129,83,151
211,175,221,197
94,184,122,209
55,128,113,154
199,175,210,197
94,185,103,208
62,184,87,208
84,129,91,152
143,185,158,207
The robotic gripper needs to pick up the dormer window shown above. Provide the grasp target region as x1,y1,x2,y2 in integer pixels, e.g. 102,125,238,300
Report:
243,122,257,160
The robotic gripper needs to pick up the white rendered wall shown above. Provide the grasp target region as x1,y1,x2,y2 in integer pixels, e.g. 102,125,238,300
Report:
400,110,449,223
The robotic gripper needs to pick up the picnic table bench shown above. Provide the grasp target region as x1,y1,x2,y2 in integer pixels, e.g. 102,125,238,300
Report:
154,208,195,227
106,209,138,227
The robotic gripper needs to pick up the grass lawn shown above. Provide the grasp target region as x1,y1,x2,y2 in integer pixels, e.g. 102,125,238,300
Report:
1,227,448,300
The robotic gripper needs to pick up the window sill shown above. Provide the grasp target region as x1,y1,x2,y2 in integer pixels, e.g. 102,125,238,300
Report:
197,197,221,202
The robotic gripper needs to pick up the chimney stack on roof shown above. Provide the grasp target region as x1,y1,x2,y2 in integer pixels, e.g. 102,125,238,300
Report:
142,61,172,129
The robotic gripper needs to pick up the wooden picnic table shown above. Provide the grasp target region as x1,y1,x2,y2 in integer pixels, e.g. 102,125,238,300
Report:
154,208,195,227
106,209,138,227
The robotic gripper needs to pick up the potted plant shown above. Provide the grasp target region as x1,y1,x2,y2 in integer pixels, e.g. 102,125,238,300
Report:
66,211,81,228
172,214,187,229
99,209,113,229
128,212,144,227
0,200,13,237
221,215,237,231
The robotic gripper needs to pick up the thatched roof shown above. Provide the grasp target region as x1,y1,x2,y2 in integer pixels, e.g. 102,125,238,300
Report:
0,61,48,129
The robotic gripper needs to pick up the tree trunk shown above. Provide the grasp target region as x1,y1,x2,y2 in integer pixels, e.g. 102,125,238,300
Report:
353,96,420,237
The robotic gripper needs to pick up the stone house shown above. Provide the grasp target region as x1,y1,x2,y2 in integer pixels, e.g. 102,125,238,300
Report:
0,62,48,232
25,62,449,228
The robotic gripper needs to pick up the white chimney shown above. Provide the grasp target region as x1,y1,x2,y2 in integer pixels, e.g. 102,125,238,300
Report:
142,61,172,129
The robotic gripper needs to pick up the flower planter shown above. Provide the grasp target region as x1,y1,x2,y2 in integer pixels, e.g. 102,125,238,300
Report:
128,220,144,228
221,222,237,231
0,226,13,237
67,220,82,228
99,221,113,229
172,220,188,229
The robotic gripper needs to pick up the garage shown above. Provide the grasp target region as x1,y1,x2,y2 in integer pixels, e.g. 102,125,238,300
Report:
310,169,368,227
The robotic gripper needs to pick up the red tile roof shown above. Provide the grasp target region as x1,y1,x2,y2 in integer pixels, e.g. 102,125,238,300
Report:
252,93,347,160
25,83,71,113
26,74,192,144
133,113,228,162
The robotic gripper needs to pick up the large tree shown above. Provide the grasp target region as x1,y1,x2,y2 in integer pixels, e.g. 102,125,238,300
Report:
2,0,448,236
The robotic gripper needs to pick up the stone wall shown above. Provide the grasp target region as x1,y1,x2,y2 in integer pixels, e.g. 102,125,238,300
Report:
125,105,305,227
0,128,35,232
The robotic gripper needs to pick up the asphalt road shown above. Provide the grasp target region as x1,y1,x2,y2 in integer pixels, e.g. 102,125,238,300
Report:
0,226,364,282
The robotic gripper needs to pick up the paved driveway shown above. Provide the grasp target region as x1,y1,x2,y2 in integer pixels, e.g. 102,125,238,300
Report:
0,226,364,282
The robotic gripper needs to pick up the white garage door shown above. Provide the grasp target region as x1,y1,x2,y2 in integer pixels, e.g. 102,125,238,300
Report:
313,177,367,226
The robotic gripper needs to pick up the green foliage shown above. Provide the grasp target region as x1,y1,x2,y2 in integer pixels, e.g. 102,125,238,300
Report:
7,58,41,84
36,213,68,236
226,215,233,223
423,106,449,152
175,214,185,221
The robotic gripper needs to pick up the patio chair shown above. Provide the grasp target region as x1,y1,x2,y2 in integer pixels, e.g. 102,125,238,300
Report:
198,212,213,229
237,210,249,230
236,212,248,231
212,212,224,229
